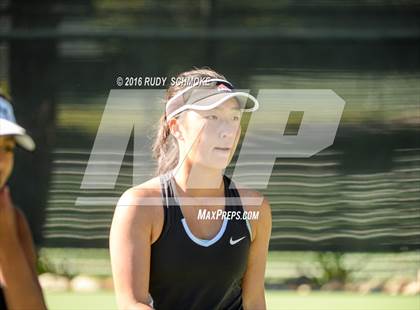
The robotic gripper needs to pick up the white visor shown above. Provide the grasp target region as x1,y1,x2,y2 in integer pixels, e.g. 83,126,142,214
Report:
0,119,36,151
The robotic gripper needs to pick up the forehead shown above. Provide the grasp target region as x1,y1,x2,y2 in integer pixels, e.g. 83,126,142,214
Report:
209,98,241,112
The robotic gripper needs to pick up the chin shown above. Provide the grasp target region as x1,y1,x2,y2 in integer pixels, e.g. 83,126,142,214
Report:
189,153,231,171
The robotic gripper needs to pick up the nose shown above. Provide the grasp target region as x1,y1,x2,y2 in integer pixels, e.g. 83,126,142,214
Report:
219,121,239,139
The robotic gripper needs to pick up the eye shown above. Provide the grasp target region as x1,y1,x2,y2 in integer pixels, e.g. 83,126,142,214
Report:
206,115,218,120
232,115,240,121
0,145,15,153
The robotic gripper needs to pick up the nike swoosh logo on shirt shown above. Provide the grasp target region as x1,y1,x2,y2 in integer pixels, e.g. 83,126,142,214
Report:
230,236,246,245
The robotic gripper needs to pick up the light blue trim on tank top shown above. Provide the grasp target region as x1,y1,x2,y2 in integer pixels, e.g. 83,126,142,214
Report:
181,217,228,247
168,170,229,247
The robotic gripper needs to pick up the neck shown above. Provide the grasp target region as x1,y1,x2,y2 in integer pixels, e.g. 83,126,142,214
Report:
172,160,225,198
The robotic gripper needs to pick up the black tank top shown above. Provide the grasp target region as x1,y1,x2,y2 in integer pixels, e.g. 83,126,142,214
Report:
149,171,252,310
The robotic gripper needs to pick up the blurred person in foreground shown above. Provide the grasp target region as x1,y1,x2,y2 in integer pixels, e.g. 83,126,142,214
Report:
0,94,47,310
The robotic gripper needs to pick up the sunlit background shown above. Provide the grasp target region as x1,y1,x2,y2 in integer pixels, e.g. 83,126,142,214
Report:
0,0,419,309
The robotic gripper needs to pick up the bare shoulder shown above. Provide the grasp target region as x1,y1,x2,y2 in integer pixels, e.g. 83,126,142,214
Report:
14,207,29,227
236,185,272,241
14,207,35,247
14,207,37,259
112,176,164,241
118,176,163,209
236,186,271,214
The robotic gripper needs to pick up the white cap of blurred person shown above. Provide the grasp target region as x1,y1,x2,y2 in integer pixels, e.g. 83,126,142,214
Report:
0,95,35,188
0,96,35,150
0,94,46,309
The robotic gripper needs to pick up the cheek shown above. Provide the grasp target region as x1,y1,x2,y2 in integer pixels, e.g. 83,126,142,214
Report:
234,126,241,145
5,154,14,174
0,154,14,185
183,113,205,138
184,126,216,162
183,115,211,148
190,125,213,154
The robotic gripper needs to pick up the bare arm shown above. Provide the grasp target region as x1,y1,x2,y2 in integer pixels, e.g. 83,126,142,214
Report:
241,196,272,310
0,186,47,310
110,188,158,310
16,208,39,275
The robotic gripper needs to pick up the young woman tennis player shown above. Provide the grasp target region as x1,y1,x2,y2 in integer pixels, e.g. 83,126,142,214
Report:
110,68,272,310
0,95,47,310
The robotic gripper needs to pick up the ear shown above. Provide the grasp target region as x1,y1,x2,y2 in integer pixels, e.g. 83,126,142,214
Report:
168,117,183,140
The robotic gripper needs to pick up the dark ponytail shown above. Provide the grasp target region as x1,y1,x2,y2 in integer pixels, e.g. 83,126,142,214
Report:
152,113,179,176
